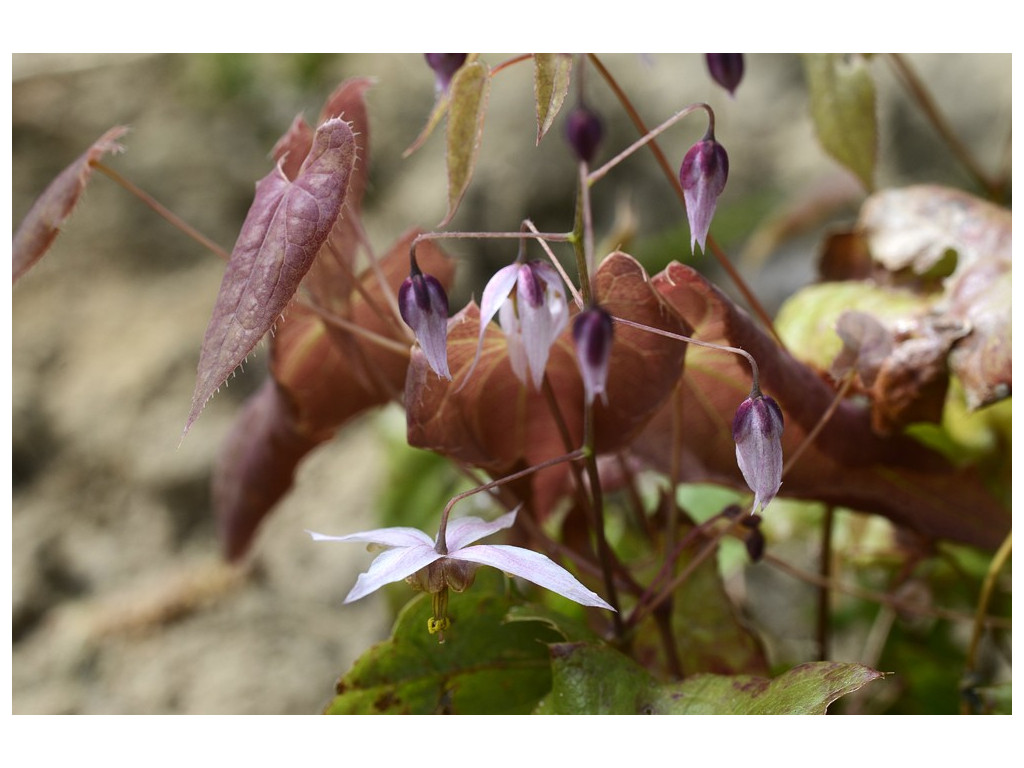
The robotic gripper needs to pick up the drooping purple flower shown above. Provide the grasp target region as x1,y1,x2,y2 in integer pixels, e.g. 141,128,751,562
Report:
679,130,729,255
307,509,614,638
399,262,451,380
705,54,745,96
565,105,604,164
471,260,568,390
424,53,468,94
732,392,784,514
572,305,614,405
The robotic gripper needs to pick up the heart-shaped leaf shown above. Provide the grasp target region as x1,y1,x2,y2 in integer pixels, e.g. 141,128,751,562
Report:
537,641,882,714
405,252,689,515
318,76,374,209
533,53,573,144
213,230,454,560
185,117,356,434
270,113,314,182
634,262,1009,550
325,570,563,714
13,125,128,282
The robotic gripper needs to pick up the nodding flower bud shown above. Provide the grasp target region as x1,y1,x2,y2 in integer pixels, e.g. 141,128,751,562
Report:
565,105,604,164
572,306,614,405
732,393,784,514
399,264,451,380
424,53,468,93
679,130,729,255
705,54,745,96
740,514,765,562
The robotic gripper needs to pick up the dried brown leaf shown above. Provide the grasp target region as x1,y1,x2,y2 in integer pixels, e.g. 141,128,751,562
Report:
635,262,1008,550
859,185,1012,409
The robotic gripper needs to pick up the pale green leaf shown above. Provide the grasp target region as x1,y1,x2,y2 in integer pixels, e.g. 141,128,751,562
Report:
534,53,573,144
537,642,884,714
442,60,490,225
774,281,930,371
803,53,877,191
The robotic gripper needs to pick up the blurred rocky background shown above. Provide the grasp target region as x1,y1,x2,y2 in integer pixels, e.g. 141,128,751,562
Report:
11,53,1010,713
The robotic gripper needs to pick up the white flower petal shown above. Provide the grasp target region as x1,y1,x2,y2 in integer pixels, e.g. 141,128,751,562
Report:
479,264,520,331
458,264,520,391
499,300,530,386
306,526,434,549
451,544,615,610
517,281,567,390
344,544,441,603
443,510,518,551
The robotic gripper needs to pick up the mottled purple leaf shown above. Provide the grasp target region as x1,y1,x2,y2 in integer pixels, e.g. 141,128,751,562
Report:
13,125,128,283
271,113,314,181
318,76,374,209
213,231,455,559
185,117,356,434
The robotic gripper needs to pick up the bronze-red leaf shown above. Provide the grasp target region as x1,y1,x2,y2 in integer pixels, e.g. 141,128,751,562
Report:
635,261,1009,550
13,125,128,283
185,118,357,435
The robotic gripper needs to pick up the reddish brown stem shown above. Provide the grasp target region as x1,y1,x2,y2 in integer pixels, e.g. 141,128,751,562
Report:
93,161,229,261
586,54,783,346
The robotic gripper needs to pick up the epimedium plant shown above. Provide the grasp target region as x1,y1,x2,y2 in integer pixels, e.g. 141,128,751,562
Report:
12,53,1011,715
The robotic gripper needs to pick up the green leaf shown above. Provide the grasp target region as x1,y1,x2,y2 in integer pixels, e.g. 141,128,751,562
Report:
442,60,490,225
667,513,769,676
775,281,931,372
803,53,877,191
325,570,563,714
533,53,573,144
537,642,883,714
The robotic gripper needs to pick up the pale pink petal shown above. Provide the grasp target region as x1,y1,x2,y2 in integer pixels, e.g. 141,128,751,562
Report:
458,263,520,390
479,263,520,331
306,526,433,548
516,275,568,389
451,544,615,610
499,300,530,386
443,510,517,551
344,545,442,603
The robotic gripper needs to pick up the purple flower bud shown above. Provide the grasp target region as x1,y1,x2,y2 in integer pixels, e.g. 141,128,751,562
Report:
732,393,784,514
705,54,745,96
740,514,765,562
679,132,729,255
399,265,451,380
424,53,468,93
565,105,604,164
572,306,614,405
